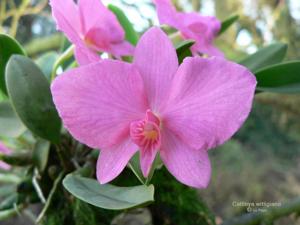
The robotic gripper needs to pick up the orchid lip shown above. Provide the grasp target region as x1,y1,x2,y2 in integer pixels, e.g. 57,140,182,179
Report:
130,110,161,151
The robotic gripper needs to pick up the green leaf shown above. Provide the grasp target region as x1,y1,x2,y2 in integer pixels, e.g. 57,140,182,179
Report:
108,4,139,45
0,101,26,137
0,193,18,211
5,55,61,143
33,139,50,172
255,61,300,93
63,174,154,210
0,34,26,95
176,40,195,64
219,15,239,35
35,52,58,81
240,43,287,72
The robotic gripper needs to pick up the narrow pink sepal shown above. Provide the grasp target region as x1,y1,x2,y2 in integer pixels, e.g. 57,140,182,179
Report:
140,147,159,177
97,139,138,184
133,27,178,111
49,0,81,44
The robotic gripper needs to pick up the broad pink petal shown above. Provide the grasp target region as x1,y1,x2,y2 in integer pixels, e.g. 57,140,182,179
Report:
162,57,256,150
97,138,138,184
51,60,148,149
133,27,178,111
110,41,135,58
74,45,101,65
0,142,12,170
160,128,211,188
50,0,81,44
78,0,124,42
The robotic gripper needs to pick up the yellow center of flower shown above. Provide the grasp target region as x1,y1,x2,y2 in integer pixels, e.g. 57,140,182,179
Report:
84,36,95,48
144,130,158,140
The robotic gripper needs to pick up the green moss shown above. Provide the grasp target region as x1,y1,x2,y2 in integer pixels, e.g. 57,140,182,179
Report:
150,168,216,225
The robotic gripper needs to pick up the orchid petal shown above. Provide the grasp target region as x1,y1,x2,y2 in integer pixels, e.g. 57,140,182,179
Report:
110,41,135,58
133,27,178,111
160,128,211,189
78,0,124,42
50,0,81,44
162,57,256,150
51,60,148,149
153,0,180,29
97,138,138,184
74,45,101,65
140,147,159,177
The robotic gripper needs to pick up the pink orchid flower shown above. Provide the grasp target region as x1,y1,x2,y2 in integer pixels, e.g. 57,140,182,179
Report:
51,27,256,188
0,142,12,170
50,0,134,65
153,0,224,57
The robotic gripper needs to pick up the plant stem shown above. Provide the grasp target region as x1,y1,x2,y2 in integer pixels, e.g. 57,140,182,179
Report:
36,172,64,224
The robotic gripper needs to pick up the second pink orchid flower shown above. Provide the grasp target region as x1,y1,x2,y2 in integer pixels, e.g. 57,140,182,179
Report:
50,0,134,65
153,0,224,57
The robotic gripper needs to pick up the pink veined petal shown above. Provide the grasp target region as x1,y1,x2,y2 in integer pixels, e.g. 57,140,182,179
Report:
140,147,159,177
78,0,124,42
160,128,211,188
0,142,12,170
109,41,135,58
97,138,138,184
51,60,148,149
133,27,178,111
74,45,101,65
162,57,256,150
49,0,81,44
153,0,181,29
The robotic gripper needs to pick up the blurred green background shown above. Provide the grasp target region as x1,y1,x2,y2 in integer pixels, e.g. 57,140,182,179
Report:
1,0,300,224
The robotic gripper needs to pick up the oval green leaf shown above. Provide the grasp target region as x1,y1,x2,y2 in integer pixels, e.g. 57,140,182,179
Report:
5,55,61,143
240,43,287,72
219,15,239,35
63,174,154,210
0,34,26,95
108,4,139,45
176,40,195,64
0,101,26,138
255,61,300,93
